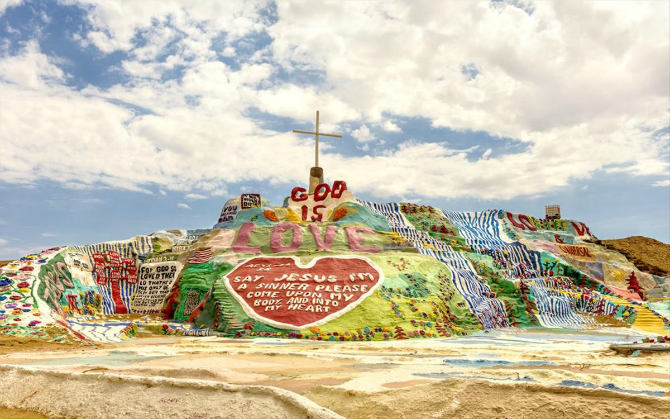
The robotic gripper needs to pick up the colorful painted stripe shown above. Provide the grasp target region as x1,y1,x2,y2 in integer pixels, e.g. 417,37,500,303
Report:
360,201,510,329
188,248,213,264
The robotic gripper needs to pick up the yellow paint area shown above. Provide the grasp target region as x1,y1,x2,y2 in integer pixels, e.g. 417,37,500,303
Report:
605,295,668,335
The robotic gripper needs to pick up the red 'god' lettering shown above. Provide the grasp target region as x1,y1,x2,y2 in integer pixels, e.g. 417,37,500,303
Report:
290,181,348,222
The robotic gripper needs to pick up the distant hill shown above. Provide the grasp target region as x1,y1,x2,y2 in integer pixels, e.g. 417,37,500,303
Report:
601,236,670,276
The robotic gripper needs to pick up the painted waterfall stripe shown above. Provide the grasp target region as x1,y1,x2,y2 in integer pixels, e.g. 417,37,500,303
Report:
360,201,510,329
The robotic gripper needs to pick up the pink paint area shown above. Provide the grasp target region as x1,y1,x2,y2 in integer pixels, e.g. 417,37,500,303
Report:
345,227,380,253
270,223,303,253
309,224,337,251
207,229,236,249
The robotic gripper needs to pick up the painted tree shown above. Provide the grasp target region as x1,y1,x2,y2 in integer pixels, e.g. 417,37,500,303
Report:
626,271,645,300
519,280,530,296
593,298,605,315
504,301,519,326
435,323,451,337
393,325,408,339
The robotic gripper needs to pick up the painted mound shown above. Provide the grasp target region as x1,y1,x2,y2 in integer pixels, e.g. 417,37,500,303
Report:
1,181,668,343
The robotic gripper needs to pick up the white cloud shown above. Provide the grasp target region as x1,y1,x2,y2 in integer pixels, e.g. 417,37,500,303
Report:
40,232,56,237
185,193,207,200
0,0,22,16
63,0,272,78
351,124,375,143
652,179,670,188
159,189,167,196
0,40,65,88
0,237,7,246
0,1,667,203
177,202,191,209
381,120,401,133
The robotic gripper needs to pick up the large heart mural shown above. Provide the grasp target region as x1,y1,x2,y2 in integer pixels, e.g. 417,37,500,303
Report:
223,256,383,329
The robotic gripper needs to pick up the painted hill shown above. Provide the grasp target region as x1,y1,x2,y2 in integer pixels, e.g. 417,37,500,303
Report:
0,182,668,343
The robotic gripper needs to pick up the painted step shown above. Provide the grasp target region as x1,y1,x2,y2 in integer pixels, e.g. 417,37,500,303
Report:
604,296,668,335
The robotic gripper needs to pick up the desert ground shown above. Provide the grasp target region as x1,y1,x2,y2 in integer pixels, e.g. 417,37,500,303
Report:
0,328,667,419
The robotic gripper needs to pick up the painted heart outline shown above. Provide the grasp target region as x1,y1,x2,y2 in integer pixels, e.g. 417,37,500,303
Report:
223,255,384,330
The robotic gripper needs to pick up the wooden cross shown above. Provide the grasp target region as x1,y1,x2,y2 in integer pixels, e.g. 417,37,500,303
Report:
293,110,342,167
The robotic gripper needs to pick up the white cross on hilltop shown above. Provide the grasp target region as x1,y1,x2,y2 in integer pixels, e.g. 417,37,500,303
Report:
293,110,342,168
292,110,342,193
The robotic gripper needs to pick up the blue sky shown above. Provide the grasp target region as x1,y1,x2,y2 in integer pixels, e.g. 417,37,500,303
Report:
0,0,668,258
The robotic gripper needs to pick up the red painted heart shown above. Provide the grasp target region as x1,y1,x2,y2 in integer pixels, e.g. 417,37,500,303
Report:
224,256,383,329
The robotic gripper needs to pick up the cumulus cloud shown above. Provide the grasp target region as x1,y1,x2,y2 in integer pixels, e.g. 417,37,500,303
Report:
185,193,207,200
0,0,22,16
177,202,191,209
652,179,670,188
351,124,375,143
0,0,667,202
65,0,270,54
0,40,65,88
381,120,401,133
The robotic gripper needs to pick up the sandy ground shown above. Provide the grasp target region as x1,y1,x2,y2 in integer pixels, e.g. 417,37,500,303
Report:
0,335,92,354
0,329,667,419
0,407,55,419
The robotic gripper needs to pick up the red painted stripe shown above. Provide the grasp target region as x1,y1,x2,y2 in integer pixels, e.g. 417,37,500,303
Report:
110,280,128,314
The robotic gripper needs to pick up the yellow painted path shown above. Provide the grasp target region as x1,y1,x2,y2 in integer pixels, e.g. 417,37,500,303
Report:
606,295,668,336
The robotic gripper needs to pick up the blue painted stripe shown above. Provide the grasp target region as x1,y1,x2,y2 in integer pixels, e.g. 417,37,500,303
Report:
360,201,510,329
